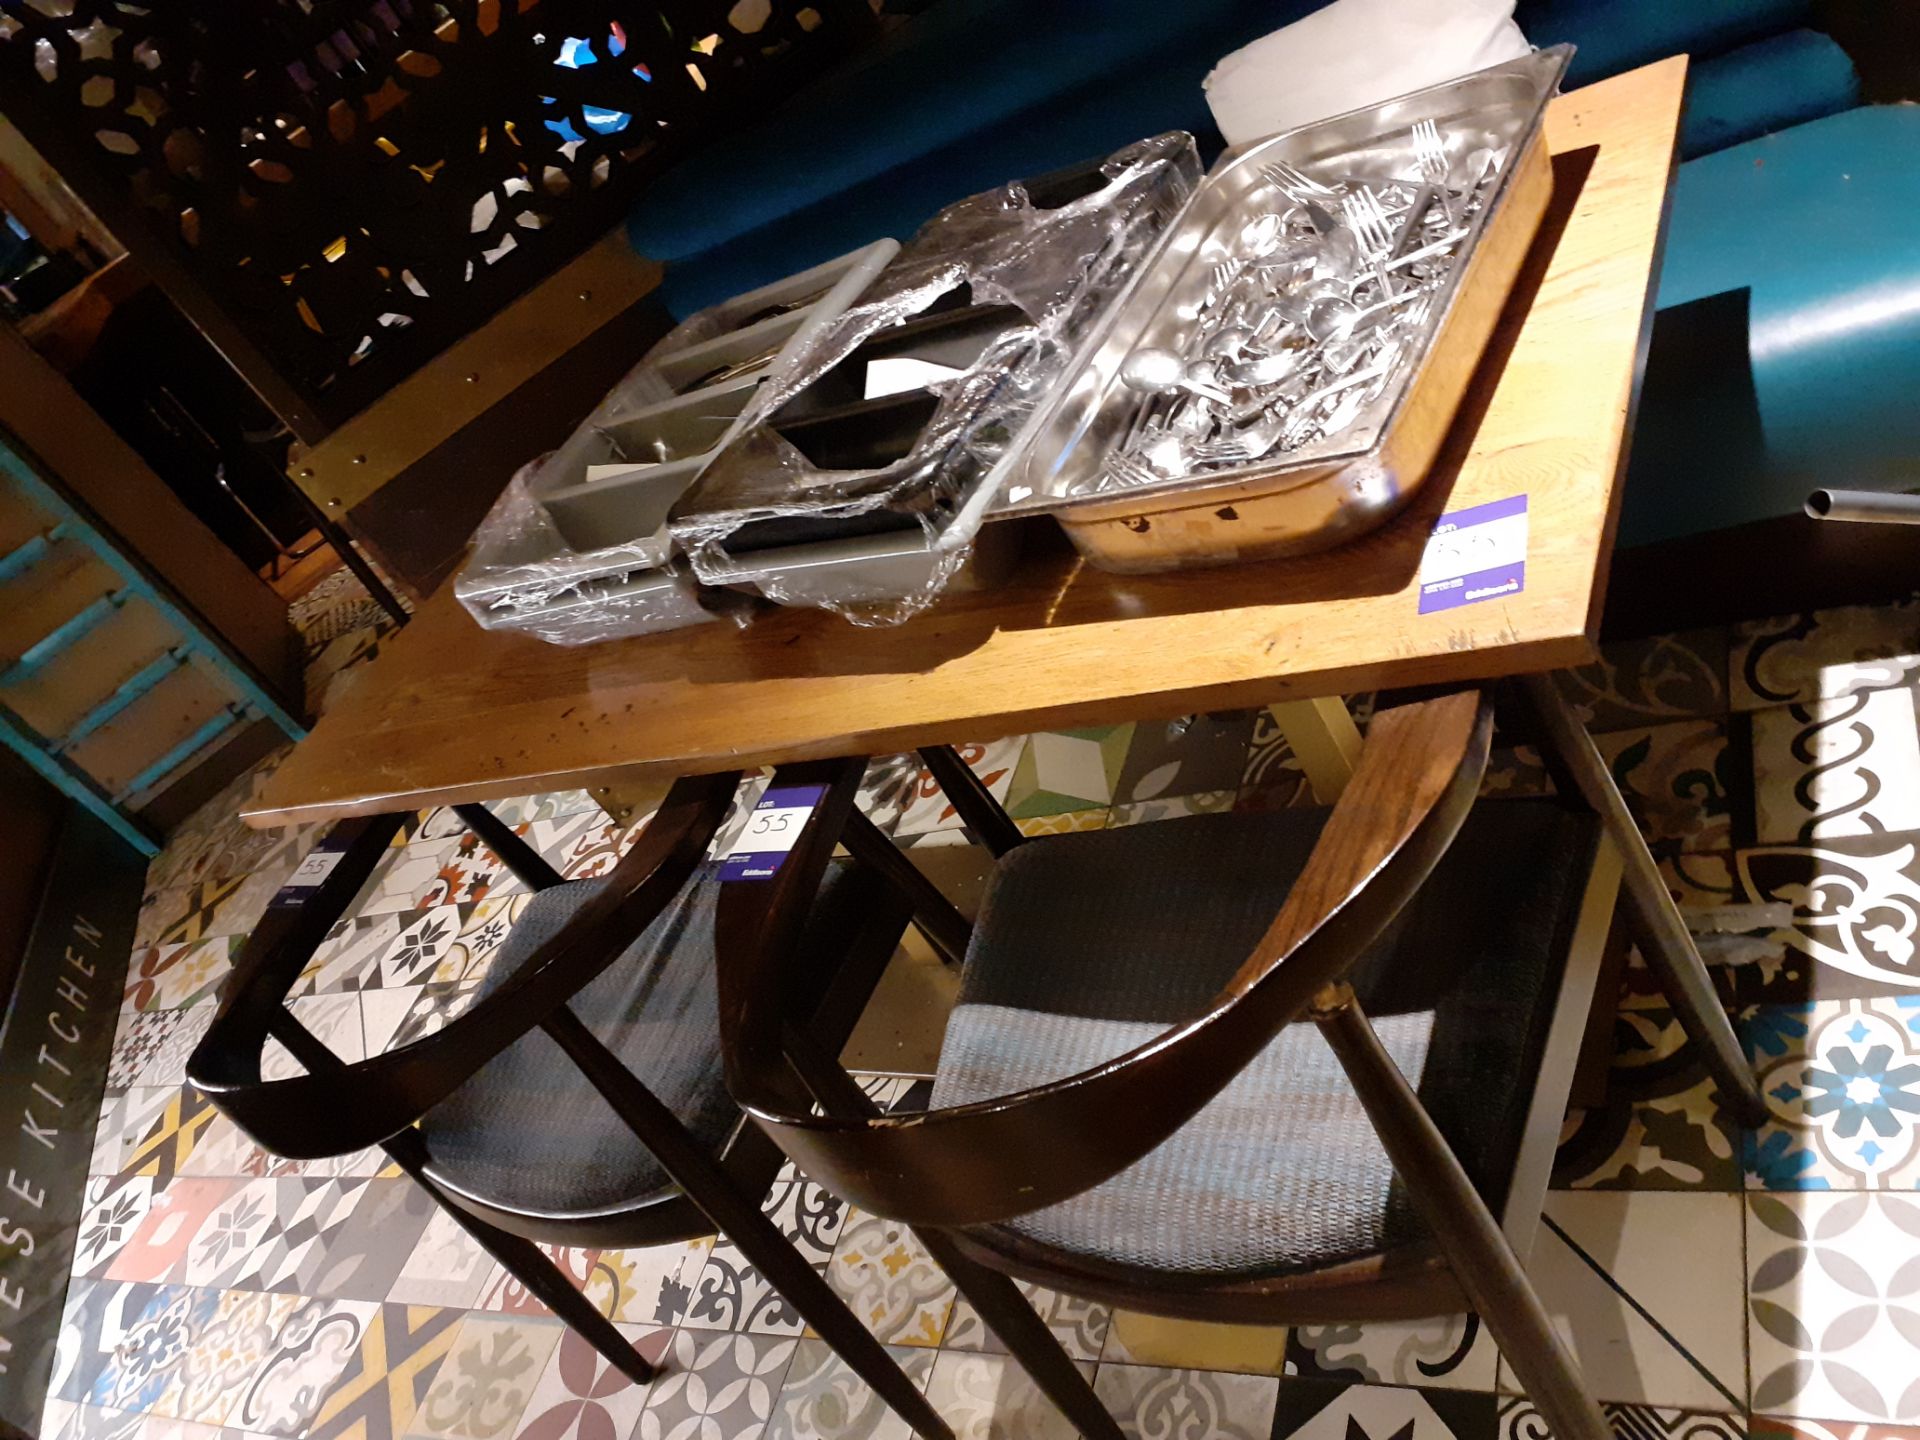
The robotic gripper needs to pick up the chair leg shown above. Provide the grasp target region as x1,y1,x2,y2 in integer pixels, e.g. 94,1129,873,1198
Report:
540,1008,955,1440
1316,991,1611,1440
389,1145,657,1385
777,1026,1121,1440
919,1232,1127,1440
917,745,1025,857
842,808,973,965
1517,674,1768,1127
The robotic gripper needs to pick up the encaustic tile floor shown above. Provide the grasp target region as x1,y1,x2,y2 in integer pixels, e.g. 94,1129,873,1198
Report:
34,586,1920,1440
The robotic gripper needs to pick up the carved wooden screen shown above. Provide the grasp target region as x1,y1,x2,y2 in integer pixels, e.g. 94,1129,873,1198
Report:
0,0,873,439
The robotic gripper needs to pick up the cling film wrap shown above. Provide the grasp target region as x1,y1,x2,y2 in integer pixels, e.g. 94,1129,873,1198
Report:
667,132,1201,626
454,462,761,646
452,289,788,644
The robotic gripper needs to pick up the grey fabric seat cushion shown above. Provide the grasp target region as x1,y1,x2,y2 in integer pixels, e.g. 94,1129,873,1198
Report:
930,801,1600,1279
417,867,737,1217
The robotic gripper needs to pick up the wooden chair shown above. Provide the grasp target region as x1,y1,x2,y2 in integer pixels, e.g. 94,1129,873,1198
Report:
185,777,958,1440
711,690,1765,1440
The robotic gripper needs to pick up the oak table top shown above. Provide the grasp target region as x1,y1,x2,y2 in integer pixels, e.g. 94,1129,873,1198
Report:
250,57,1687,829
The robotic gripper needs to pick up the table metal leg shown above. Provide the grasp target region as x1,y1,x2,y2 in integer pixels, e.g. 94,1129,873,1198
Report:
1265,697,1363,802
1518,674,1768,1128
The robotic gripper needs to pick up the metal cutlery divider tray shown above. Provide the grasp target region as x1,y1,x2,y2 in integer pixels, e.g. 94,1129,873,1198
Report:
667,132,1203,623
453,239,899,645
993,47,1572,574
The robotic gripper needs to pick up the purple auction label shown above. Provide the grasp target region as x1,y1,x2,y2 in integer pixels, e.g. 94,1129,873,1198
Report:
719,784,829,881
269,844,349,907
1417,493,1528,615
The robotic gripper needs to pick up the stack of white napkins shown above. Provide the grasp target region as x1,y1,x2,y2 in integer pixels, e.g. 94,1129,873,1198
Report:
1205,0,1533,146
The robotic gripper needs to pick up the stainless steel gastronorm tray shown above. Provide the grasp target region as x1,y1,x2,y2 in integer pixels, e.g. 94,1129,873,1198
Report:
992,46,1571,573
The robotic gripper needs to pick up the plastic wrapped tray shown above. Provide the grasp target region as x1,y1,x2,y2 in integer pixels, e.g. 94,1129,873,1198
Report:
665,133,1203,625
453,240,899,644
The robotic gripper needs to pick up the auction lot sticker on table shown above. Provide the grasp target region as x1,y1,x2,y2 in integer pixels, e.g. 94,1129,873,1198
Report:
1418,494,1528,614
720,785,828,880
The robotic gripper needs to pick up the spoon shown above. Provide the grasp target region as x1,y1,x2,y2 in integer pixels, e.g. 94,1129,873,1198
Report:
1121,346,1232,403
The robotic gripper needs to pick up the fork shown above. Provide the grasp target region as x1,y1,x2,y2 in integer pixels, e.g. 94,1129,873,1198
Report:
1413,119,1456,227
1102,448,1165,492
1260,158,1340,203
1342,188,1398,297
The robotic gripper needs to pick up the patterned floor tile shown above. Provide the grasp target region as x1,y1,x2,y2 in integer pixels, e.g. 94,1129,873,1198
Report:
1731,603,1920,713
683,1241,812,1339
510,1323,670,1440
135,880,209,945
1286,1314,1497,1392
489,789,602,828
105,1178,237,1283
157,1288,299,1424
51,1279,161,1403
1004,725,1133,818
307,1302,466,1440
73,1173,158,1277
544,816,633,881
1238,708,1316,813
765,1164,850,1267
259,993,365,1081
1596,719,1744,857
476,1246,602,1318
384,979,488,1049
397,1311,562,1440
174,1106,276,1181
123,937,239,1014
390,1207,499,1308
226,1177,373,1291
135,871,280,950
1753,691,1920,846
300,911,411,995
895,739,1026,839
115,1005,218,1092
1744,998,1920,1189
583,1240,710,1327
1112,711,1256,806
1101,1313,1289,1376
1753,1420,1920,1440
1270,1375,1496,1440
439,895,533,982
635,1330,795,1440
858,754,923,838
1510,1192,1746,1410
825,1209,955,1348
231,1297,380,1434
1731,831,1920,1001
922,1349,1090,1440
1094,1362,1279,1439
1013,808,1111,837
115,1084,223,1185
1480,743,1557,801
1498,1398,1745,1440
91,1084,176,1174
356,828,529,916
1747,1192,1920,1422
295,1177,438,1299
769,1337,934,1440
184,1179,280,1287
1555,628,1733,735
943,1282,1109,1363
1554,1007,1741,1191
85,1284,220,1415
364,984,427,1055
1108,789,1236,827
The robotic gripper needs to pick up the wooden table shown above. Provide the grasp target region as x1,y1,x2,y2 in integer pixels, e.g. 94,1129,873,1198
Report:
251,57,1687,831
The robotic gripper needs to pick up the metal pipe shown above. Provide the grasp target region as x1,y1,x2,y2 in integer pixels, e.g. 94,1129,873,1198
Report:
1805,489,1920,525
